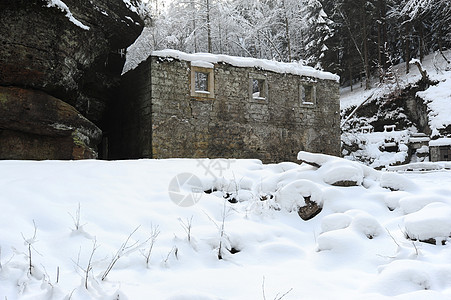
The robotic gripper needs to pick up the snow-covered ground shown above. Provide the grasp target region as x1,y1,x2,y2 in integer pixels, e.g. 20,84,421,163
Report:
341,50,451,168
1,154,451,300
340,50,451,113
342,128,411,169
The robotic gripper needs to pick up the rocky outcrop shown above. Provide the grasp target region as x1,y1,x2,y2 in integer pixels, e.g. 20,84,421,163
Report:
0,86,102,159
0,0,143,159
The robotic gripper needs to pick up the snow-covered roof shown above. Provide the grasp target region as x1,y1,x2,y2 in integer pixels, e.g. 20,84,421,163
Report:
429,138,451,147
152,49,339,82
409,136,430,143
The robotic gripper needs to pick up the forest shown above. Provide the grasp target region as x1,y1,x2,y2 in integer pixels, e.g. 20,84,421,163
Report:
135,0,451,87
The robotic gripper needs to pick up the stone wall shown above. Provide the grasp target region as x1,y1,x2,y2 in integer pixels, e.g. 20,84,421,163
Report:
111,56,340,163
430,145,451,162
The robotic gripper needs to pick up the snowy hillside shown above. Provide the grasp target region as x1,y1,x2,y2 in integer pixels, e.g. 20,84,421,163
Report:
341,50,451,168
1,155,451,299
341,50,451,113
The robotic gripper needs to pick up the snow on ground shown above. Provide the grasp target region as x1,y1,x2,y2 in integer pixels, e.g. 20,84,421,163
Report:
340,50,451,112
342,129,411,169
340,50,451,167
417,78,451,137
1,154,451,300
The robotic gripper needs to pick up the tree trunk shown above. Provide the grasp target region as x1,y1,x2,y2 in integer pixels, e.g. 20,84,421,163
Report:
282,0,292,62
419,20,424,62
377,0,382,74
192,1,198,52
437,24,451,63
350,66,353,92
405,21,411,74
381,0,387,70
206,0,212,53
361,3,370,89
377,0,387,82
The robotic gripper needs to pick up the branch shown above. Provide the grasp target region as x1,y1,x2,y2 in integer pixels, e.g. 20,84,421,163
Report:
101,226,147,281
85,240,98,289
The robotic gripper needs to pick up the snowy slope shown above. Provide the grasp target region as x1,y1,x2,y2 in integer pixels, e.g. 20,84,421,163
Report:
340,50,451,167
1,155,451,299
341,50,451,112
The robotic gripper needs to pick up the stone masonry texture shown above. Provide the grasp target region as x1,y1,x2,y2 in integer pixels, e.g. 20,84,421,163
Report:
110,56,340,163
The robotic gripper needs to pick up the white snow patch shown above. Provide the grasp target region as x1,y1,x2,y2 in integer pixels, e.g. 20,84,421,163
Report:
1,156,451,299
342,130,411,169
399,195,442,214
122,0,138,13
417,80,451,137
276,179,323,211
365,260,451,296
320,160,364,186
191,60,214,69
387,161,451,171
46,0,90,30
321,213,352,233
430,138,451,146
404,202,451,241
380,172,418,192
341,50,451,111
297,151,378,180
350,212,384,238
125,49,339,81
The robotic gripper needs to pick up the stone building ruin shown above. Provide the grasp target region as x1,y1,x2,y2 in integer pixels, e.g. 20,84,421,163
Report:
109,50,341,163
430,138,451,162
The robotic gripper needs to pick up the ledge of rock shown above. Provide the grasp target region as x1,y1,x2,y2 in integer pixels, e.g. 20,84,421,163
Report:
0,86,101,159
0,0,143,123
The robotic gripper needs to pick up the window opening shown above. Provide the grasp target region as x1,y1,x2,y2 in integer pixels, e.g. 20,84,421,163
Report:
252,78,266,99
191,65,214,99
195,71,209,93
300,84,316,105
249,74,267,101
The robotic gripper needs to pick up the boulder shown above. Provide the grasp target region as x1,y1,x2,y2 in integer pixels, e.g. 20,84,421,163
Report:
0,0,143,159
298,196,322,221
0,0,143,123
0,86,101,159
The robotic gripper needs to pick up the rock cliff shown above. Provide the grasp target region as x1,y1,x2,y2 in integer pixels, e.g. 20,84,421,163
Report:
0,0,143,159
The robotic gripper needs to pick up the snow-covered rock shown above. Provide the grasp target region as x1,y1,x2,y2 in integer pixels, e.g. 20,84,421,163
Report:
380,172,418,192
298,151,378,185
275,179,323,212
404,202,451,243
321,213,352,233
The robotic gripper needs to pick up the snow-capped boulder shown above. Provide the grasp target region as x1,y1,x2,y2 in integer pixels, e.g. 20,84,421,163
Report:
350,212,383,239
320,160,364,186
321,213,352,233
276,179,323,220
297,151,375,186
380,172,418,192
404,202,451,244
